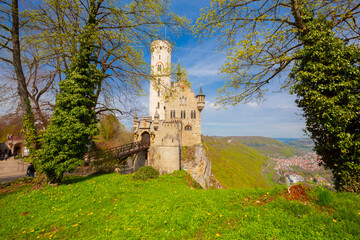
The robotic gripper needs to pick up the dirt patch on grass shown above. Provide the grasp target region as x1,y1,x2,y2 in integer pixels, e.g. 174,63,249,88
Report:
0,175,47,195
285,185,311,202
251,184,312,206
0,177,34,194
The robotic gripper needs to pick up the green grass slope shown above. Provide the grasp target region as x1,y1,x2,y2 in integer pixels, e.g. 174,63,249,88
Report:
1,173,360,239
230,136,300,157
203,136,269,189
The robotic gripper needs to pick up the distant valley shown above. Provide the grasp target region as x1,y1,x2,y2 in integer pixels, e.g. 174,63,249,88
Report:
202,136,332,189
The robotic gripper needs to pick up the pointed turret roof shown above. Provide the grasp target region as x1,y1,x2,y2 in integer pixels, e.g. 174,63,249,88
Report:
133,111,138,121
197,85,205,97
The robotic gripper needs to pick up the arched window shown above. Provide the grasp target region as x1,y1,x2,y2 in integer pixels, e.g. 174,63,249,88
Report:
158,90,160,97
191,110,193,119
170,110,175,119
159,55,161,60
157,64,162,72
157,102,160,108
193,110,196,119
181,110,185,119
185,125,192,131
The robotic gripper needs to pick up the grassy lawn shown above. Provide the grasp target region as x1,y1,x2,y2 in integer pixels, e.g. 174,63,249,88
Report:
1,171,360,239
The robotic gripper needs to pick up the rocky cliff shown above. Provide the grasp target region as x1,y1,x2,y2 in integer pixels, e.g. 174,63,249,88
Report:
181,144,222,189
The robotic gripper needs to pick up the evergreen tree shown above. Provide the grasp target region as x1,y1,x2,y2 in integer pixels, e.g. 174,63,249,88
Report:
37,0,104,183
291,16,360,193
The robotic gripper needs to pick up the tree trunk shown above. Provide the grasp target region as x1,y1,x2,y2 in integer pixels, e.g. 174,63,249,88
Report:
11,0,30,114
11,0,39,153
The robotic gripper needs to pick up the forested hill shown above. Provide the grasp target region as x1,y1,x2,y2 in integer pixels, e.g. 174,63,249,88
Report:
286,139,315,152
224,136,300,157
202,136,269,189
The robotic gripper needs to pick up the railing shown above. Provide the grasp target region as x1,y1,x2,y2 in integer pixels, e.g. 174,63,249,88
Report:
88,141,149,162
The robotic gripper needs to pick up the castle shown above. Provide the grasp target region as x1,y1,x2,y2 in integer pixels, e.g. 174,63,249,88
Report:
132,40,205,174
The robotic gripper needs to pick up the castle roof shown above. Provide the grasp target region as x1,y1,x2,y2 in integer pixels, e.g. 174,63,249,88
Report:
196,86,205,97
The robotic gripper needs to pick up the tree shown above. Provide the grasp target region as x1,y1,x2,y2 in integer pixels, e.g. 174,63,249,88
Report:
196,0,360,106
96,113,133,148
37,0,104,183
0,0,40,157
24,0,188,116
290,14,360,193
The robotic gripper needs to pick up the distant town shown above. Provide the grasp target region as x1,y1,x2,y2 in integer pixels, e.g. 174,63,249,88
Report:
271,152,334,187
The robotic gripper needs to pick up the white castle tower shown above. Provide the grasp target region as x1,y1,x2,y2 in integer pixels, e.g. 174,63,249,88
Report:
149,40,172,120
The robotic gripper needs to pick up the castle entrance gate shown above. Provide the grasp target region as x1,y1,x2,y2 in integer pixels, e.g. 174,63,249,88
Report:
141,132,150,145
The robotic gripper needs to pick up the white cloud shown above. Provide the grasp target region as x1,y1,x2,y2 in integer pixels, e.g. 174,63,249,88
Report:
245,102,260,108
205,100,216,109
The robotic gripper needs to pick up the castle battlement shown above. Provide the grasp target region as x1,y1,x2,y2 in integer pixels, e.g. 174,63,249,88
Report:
151,40,172,53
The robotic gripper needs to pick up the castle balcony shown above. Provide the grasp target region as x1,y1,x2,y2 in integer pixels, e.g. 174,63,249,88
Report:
196,86,205,112
197,101,205,112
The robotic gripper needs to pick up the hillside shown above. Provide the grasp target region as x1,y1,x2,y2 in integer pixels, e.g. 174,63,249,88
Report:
226,136,300,157
1,173,359,239
202,136,269,189
286,138,315,152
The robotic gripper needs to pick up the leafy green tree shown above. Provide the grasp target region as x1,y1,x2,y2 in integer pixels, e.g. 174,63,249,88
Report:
196,0,360,106
99,114,121,142
290,15,360,193
37,0,104,183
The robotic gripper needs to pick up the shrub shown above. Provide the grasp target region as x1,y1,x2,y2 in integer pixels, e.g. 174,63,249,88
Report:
317,188,333,207
133,166,159,181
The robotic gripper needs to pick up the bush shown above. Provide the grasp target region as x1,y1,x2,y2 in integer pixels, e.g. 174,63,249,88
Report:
317,188,333,207
133,166,159,181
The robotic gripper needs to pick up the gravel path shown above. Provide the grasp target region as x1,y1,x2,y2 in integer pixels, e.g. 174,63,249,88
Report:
0,158,30,184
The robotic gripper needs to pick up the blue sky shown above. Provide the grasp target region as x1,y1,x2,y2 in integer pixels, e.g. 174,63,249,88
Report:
0,0,307,138
130,0,307,138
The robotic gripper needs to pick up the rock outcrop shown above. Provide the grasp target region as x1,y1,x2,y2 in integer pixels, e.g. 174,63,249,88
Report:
181,144,221,189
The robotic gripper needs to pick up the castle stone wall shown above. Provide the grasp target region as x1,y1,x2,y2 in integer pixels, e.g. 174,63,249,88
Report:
148,121,181,174
165,85,201,146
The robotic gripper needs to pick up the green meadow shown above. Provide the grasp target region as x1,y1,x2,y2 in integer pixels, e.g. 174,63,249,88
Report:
1,171,360,239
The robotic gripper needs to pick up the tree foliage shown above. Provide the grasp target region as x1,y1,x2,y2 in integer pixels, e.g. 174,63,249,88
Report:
196,0,360,106
24,0,188,116
97,113,132,145
37,0,104,183
290,15,360,193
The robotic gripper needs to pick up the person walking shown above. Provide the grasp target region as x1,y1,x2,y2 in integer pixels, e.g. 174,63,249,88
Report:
27,163,36,178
